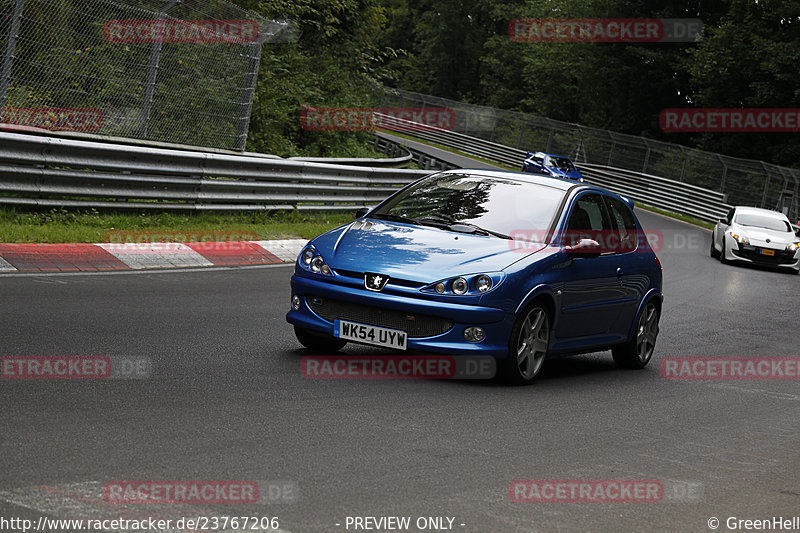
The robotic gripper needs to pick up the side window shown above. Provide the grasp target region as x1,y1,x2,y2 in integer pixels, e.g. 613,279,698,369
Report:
605,196,638,253
727,208,735,224
565,194,612,250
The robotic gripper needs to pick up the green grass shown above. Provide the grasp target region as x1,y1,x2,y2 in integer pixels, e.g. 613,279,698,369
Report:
634,203,715,230
0,208,354,243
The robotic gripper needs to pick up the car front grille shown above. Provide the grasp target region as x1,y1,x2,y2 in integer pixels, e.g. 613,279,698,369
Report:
734,246,796,265
306,296,454,338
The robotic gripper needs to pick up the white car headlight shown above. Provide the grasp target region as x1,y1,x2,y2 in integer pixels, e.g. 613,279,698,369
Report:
786,242,800,252
730,232,749,245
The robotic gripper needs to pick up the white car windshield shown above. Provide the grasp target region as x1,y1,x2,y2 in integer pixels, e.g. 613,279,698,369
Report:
735,213,791,232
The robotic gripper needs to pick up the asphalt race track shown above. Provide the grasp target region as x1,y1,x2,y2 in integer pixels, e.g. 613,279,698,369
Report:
2,206,799,533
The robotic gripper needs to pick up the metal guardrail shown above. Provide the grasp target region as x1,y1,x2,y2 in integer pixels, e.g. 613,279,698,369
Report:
373,116,731,222
0,131,430,211
289,137,413,168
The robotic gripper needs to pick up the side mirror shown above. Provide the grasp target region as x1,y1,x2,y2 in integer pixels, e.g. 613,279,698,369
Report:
565,238,602,258
355,207,369,219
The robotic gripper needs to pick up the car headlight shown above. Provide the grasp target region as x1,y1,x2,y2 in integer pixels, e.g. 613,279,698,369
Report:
730,232,749,245
297,246,333,276
787,242,800,252
301,248,314,266
475,274,493,292
452,277,468,295
422,273,504,296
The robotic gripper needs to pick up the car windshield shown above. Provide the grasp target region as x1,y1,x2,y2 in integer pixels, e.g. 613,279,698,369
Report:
370,173,566,240
735,213,791,232
546,156,576,172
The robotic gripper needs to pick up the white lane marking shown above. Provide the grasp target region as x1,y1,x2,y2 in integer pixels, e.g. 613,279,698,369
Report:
0,255,17,271
0,481,293,533
250,239,308,262
96,243,214,269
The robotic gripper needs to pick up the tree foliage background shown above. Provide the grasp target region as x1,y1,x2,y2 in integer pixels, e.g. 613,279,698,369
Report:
228,0,800,167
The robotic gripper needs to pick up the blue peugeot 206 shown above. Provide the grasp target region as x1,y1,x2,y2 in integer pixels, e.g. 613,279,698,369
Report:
286,169,663,385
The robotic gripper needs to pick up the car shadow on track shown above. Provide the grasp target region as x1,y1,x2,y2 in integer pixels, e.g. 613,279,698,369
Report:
283,347,633,388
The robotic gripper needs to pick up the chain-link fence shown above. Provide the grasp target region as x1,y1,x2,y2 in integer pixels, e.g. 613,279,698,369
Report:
379,88,800,222
1,0,295,150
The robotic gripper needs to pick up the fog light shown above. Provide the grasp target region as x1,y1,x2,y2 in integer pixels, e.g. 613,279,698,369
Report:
463,326,486,343
291,295,301,310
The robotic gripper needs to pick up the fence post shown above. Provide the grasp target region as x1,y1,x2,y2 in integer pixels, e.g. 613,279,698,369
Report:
679,147,687,182
760,162,771,208
235,39,263,151
516,120,526,149
137,0,180,139
718,155,727,193
0,0,26,112
545,127,554,153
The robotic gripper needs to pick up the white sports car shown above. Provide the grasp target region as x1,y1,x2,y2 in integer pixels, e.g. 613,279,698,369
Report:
711,206,800,273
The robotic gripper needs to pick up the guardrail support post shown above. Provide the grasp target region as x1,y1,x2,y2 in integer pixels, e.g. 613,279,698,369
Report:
0,0,26,112
137,0,180,139
718,156,727,193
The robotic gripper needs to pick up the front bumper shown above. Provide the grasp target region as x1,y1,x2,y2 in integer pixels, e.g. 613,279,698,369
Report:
286,273,514,358
730,242,800,270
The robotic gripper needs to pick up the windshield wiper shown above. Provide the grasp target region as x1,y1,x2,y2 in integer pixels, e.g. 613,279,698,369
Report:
373,213,511,239
448,221,512,240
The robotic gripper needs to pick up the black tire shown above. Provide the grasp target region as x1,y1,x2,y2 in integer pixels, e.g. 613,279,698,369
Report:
709,234,720,258
612,301,659,369
501,301,551,385
719,239,728,264
294,326,347,352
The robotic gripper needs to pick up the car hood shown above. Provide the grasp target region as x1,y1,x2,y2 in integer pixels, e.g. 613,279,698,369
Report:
548,167,583,181
732,223,796,245
310,220,545,282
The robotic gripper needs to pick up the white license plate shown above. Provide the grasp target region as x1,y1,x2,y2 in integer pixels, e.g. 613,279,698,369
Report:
334,320,408,350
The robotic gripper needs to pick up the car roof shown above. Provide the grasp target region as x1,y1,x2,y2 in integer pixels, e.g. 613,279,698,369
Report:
442,168,576,191
733,206,790,220
438,168,626,202
531,151,573,160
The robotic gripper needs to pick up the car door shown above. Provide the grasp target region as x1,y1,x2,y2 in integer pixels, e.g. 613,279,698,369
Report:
715,207,735,250
554,193,630,341
602,195,649,336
